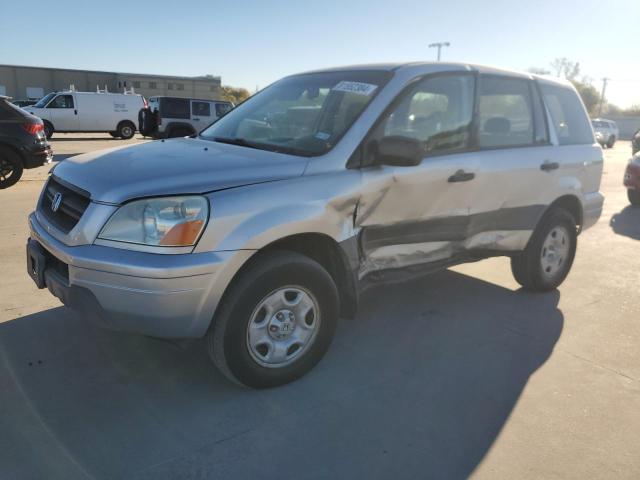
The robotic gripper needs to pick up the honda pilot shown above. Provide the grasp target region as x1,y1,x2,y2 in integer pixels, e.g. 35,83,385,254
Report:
26,63,604,388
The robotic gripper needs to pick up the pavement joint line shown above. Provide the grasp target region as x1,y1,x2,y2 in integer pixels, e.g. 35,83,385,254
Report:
130,427,254,476
557,348,638,383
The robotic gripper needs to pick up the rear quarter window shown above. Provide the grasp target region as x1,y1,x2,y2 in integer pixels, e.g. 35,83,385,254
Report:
540,83,593,145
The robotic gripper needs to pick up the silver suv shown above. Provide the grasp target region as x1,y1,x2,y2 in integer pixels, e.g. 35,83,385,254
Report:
591,118,619,148
27,63,604,388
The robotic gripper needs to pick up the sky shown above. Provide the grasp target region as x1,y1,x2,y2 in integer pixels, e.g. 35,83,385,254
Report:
1,0,638,107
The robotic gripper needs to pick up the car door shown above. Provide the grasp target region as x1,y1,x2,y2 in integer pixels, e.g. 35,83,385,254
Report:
191,100,211,131
47,93,78,131
464,74,557,250
355,73,493,275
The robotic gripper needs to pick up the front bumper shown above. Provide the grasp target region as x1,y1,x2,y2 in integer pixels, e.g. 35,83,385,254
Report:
28,213,254,338
582,192,604,231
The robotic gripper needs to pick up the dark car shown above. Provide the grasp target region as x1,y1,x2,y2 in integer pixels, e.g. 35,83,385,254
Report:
632,128,640,155
0,96,52,188
12,99,38,108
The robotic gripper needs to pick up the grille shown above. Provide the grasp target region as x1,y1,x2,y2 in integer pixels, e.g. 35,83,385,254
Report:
39,176,91,233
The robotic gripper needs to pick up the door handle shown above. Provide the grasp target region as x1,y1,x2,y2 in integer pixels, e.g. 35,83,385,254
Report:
448,169,475,183
74,109,77,115
193,118,200,121
540,161,559,172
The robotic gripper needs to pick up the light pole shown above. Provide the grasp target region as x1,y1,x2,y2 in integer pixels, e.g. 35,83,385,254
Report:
598,77,609,117
429,42,450,61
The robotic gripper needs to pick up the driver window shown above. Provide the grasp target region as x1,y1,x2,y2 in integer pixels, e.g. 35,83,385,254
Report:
377,74,474,155
48,95,74,109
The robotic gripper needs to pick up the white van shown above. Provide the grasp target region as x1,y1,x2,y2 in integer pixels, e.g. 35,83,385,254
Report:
25,89,145,139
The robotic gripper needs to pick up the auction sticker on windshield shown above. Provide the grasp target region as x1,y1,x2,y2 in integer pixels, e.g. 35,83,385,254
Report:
332,81,378,96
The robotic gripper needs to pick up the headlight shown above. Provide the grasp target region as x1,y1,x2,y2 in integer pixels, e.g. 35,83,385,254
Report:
98,196,209,247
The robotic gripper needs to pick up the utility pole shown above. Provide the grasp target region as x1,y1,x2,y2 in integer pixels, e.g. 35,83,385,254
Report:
598,78,609,117
428,42,450,61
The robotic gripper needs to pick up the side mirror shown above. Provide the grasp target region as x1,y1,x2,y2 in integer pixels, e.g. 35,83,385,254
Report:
375,136,423,167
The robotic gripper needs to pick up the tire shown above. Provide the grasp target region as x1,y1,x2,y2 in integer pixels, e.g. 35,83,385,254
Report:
607,136,616,149
108,131,120,138
207,250,339,389
628,189,640,206
116,121,135,140
168,128,189,138
43,121,54,140
511,208,577,292
0,146,24,189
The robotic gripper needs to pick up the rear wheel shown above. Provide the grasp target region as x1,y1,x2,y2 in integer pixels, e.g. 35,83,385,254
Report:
116,121,135,140
43,121,54,140
511,208,577,292
207,251,339,388
108,131,119,138
628,189,640,206
0,146,24,189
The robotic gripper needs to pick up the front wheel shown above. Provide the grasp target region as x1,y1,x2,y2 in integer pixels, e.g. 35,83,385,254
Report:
628,189,640,206
607,136,616,148
511,209,577,292
108,131,119,138
207,251,339,388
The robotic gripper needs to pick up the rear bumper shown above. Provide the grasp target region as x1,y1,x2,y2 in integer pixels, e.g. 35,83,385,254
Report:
28,213,254,338
582,192,604,231
23,145,53,169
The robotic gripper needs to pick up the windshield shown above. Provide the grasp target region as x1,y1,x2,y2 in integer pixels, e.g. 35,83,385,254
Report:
33,92,56,108
200,70,391,156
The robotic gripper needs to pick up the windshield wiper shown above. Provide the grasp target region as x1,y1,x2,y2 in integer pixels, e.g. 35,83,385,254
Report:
212,136,289,154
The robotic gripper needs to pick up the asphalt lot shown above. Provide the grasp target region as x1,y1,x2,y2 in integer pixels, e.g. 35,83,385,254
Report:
1,134,639,479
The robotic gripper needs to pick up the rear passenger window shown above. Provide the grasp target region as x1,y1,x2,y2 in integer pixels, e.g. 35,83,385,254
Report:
539,83,593,145
215,103,232,117
192,101,211,117
477,76,534,148
380,74,475,155
161,98,190,119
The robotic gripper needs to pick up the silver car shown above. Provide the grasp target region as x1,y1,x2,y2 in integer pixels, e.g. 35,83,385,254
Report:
27,63,604,388
591,118,619,148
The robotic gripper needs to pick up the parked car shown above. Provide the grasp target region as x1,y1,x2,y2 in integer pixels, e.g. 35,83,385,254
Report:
138,96,233,139
26,63,603,388
624,153,640,205
632,128,640,155
591,118,619,148
0,96,52,188
24,89,145,139
13,99,39,108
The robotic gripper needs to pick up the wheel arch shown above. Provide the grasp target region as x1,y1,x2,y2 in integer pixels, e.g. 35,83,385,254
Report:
213,233,359,327
0,141,25,164
543,194,584,232
165,122,196,137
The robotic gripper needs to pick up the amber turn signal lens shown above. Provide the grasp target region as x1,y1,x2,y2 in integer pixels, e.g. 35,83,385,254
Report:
159,220,205,246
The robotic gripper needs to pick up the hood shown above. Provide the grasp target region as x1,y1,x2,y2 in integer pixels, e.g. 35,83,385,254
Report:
52,138,308,204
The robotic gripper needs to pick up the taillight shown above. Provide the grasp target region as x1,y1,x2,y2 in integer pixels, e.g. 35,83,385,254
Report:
22,123,44,135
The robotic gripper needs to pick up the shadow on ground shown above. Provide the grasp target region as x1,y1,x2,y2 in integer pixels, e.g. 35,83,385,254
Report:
0,270,563,480
52,153,84,162
610,205,640,240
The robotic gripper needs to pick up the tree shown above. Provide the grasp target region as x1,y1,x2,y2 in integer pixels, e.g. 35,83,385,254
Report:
570,80,601,116
550,58,581,81
220,85,251,105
